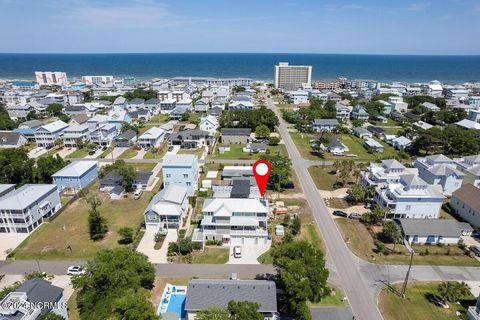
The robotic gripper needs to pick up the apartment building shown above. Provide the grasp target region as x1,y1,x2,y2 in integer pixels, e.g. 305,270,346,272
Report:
35,71,68,86
274,62,312,90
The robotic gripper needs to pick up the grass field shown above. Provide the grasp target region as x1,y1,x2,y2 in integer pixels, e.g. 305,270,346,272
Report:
129,163,156,172
143,144,168,159
117,148,138,159
308,166,338,191
335,218,480,266
66,148,89,159
379,282,475,320
148,114,170,123
67,291,80,320
308,286,347,307
97,147,113,159
178,147,205,158
190,247,229,264
290,132,321,160
12,183,153,260
209,144,286,160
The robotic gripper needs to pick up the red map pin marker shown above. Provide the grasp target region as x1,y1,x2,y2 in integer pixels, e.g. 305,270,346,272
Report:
253,159,271,197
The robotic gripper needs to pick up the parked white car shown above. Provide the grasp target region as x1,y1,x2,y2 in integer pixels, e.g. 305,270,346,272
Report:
233,245,242,258
133,189,143,200
67,265,86,275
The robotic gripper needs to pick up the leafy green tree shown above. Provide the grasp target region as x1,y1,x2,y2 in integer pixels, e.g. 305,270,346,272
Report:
0,104,16,130
0,148,36,185
437,281,470,304
346,185,366,204
268,136,280,146
35,155,67,183
124,89,158,101
195,307,229,320
87,196,108,241
26,110,40,121
260,153,291,191
219,106,279,131
271,240,329,320
118,227,134,244
380,221,402,250
72,247,157,320
118,163,136,189
255,124,271,138
46,103,64,116
361,207,388,225
37,313,65,320
0,282,21,300
228,301,263,320
291,215,301,236
351,118,364,128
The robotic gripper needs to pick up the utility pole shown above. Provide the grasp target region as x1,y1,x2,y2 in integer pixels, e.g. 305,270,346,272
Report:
400,239,414,298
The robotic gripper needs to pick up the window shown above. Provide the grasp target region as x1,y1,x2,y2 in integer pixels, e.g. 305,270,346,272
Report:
166,174,171,178
405,205,411,211
186,182,191,186
183,173,189,178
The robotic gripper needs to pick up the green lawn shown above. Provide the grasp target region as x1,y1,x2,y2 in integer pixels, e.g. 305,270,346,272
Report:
290,132,322,160
308,286,347,307
190,247,229,264
67,291,80,320
308,166,338,191
117,148,138,159
66,148,89,159
148,114,170,123
323,134,398,161
143,144,168,159
335,219,480,266
12,183,153,260
178,147,205,158
129,163,156,172
379,282,476,320
97,147,113,159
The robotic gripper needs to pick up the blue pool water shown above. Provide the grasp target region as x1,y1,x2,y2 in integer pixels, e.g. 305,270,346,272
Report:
166,293,187,318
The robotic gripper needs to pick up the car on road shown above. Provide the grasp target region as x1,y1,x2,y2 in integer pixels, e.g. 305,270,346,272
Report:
470,246,480,257
333,210,348,218
67,265,86,275
233,245,242,258
133,189,143,200
349,212,361,220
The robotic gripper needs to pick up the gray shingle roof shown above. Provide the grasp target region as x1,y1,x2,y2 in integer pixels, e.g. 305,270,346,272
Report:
313,119,338,126
0,131,25,146
398,219,461,237
452,184,480,212
185,279,277,313
221,128,252,136
18,278,63,314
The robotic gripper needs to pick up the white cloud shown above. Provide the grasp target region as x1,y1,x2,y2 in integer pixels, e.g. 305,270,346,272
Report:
408,2,431,11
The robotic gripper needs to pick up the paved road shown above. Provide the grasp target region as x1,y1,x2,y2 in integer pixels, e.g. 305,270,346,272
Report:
0,260,274,279
266,97,384,320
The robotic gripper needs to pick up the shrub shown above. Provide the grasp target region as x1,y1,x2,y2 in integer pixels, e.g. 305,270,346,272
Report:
374,240,385,254
78,188,89,198
205,240,222,246
167,242,179,256
268,136,280,146
154,232,166,243
182,254,193,264
192,241,203,251
118,227,134,245
333,181,344,189
178,229,187,240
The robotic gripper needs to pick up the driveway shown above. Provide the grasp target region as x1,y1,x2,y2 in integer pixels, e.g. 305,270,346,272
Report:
111,147,129,159
165,145,180,156
84,148,103,159
133,149,147,159
227,244,270,265
56,147,76,159
27,147,47,159
136,229,178,263
51,275,74,301
0,233,29,260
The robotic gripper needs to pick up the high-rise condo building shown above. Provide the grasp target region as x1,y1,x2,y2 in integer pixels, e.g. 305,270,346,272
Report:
34,71,68,86
274,62,312,90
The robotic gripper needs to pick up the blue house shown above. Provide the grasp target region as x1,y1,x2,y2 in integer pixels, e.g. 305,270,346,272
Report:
52,161,99,193
163,155,199,196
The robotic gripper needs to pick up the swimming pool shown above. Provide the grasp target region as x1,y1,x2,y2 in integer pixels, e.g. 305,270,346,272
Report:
166,293,187,318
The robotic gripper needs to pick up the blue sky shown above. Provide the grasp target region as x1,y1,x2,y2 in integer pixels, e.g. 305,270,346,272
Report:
1,0,479,54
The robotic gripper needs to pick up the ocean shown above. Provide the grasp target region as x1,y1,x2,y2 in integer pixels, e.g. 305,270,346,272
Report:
0,53,480,83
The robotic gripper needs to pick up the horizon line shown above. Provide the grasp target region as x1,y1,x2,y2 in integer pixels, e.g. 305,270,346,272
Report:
1,52,480,57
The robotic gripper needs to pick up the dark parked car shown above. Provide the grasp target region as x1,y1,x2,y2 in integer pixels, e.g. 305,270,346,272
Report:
349,212,362,220
88,149,96,155
102,146,107,151
333,210,348,218
282,181,295,189
168,146,174,152
470,246,480,257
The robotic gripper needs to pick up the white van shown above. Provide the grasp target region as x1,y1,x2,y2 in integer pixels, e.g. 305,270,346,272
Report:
133,189,143,200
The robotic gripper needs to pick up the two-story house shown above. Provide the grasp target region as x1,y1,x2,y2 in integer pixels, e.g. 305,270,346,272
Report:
52,161,98,193
34,120,69,148
360,159,419,188
373,174,444,219
144,185,188,231
199,115,219,137
312,119,338,132
414,154,465,196
162,154,199,196
170,129,211,149
63,125,90,148
138,127,165,150
0,184,61,233
90,123,118,147
194,198,270,245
